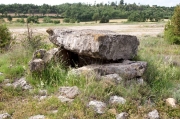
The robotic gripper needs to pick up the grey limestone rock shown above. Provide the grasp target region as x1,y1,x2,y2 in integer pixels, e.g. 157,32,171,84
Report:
29,59,45,72
0,113,11,119
58,95,74,103
47,29,139,60
72,60,147,79
109,96,126,105
88,100,107,114
28,115,45,119
59,86,80,99
101,74,123,84
147,110,160,119
116,112,129,119
12,77,32,90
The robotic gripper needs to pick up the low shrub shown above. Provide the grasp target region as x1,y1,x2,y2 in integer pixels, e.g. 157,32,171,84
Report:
70,19,76,23
16,18,25,23
0,24,12,52
43,17,53,23
63,18,70,23
53,20,60,24
164,5,180,44
99,15,109,23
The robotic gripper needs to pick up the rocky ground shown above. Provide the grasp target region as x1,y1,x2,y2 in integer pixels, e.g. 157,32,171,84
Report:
1,22,180,119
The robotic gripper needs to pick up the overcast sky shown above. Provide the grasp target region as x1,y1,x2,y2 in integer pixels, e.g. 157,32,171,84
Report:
0,0,179,7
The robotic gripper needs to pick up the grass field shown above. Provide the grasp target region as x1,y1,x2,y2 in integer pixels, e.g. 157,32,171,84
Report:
1,21,180,118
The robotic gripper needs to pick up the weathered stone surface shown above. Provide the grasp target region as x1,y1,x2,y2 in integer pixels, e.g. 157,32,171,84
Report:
29,115,45,119
0,113,11,119
3,79,10,84
29,48,61,72
72,60,147,79
42,48,59,63
12,77,32,90
47,29,139,60
0,72,3,75
116,112,129,119
166,98,176,108
29,59,45,72
109,96,126,105
147,110,159,119
59,86,80,99
38,89,48,96
58,95,74,103
50,110,58,114
137,78,144,85
101,74,122,84
32,49,47,60
88,100,106,114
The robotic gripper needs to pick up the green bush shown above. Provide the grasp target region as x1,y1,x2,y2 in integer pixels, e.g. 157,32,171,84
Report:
99,15,109,23
16,18,25,23
63,18,70,23
53,20,60,24
43,17,53,23
70,19,76,23
164,5,180,44
27,16,39,23
0,24,12,51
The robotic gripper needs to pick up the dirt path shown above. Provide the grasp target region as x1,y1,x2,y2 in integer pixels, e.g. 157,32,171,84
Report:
9,23,165,37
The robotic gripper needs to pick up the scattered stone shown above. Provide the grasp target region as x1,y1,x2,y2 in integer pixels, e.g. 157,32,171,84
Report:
166,98,176,108
29,115,45,119
0,113,11,119
47,29,139,60
38,89,48,96
29,48,65,72
12,77,32,90
137,77,144,85
58,96,74,103
88,100,106,114
101,74,123,84
32,49,47,60
147,110,160,119
34,89,51,101
116,112,129,119
109,96,126,105
5,83,12,87
51,110,58,114
59,86,80,99
3,79,10,84
0,72,3,75
29,59,45,72
72,60,147,79
108,108,117,115
39,96,47,100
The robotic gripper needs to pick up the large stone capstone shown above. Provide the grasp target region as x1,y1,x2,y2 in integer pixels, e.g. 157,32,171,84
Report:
47,29,139,61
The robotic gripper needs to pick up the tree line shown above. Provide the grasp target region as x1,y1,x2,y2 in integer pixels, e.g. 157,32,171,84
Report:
0,0,175,22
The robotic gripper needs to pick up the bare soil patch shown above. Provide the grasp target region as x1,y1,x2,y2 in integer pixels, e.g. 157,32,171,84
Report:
9,23,165,41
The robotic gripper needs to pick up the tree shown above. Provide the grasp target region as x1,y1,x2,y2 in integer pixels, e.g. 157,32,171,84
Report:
164,5,180,44
43,17,53,23
4,11,8,17
0,24,12,51
120,0,124,5
46,9,51,16
27,16,39,23
39,8,46,16
92,13,99,23
99,15,109,23
7,15,12,22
